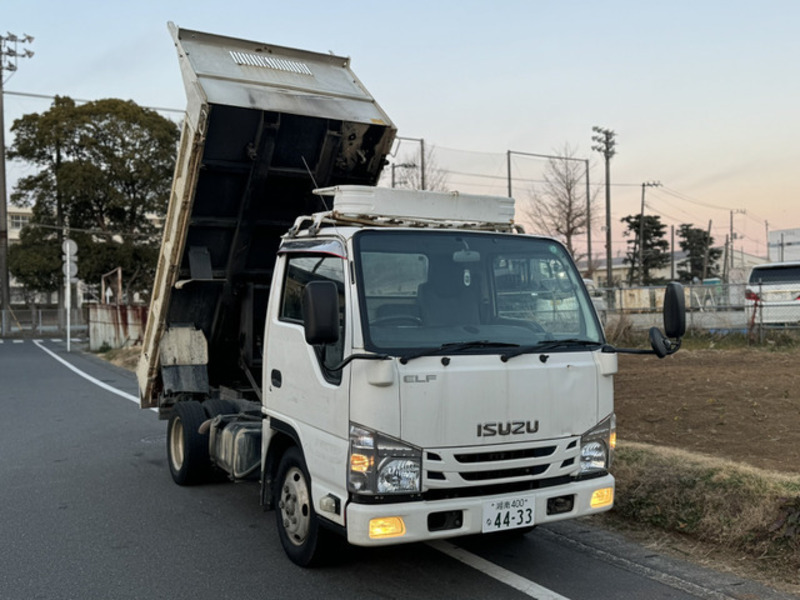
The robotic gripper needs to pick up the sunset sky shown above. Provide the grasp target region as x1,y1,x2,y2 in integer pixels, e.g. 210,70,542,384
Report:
4,0,798,261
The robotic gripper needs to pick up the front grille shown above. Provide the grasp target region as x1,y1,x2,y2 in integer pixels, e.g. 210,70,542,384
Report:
455,446,555,463
461,464,547,481
424,437,580,491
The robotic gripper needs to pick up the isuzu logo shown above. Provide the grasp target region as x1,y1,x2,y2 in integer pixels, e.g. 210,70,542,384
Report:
477,420,539,437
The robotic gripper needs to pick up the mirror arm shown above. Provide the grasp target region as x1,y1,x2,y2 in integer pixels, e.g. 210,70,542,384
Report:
604,338,682,358
323,352,391,372
609,347,658,355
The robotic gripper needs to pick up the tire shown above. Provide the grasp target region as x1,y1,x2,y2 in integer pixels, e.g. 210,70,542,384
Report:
274,447,330,567
167,400,211,486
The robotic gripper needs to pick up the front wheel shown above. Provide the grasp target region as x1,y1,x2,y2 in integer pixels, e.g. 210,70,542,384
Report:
167,400,211,485
274,447,330,566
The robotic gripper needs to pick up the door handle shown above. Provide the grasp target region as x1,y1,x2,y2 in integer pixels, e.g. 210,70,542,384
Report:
271,369,282,388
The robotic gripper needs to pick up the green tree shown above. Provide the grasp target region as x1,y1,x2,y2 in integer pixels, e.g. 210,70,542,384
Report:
676,224,721,282
8,97,179,301
621,214,670,285
7,224,61,298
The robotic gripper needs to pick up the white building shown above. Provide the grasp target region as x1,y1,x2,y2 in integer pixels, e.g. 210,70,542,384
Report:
8,205,31,243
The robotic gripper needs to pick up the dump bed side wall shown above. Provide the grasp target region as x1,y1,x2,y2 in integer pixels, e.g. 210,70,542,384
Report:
137,25,395,408
137,111,210,406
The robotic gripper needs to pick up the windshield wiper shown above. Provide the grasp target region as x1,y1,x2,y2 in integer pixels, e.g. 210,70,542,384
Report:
500,339,603,362
399,340,519,364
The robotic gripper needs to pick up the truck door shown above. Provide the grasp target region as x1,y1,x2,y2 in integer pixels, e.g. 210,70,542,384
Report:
264,249,350,477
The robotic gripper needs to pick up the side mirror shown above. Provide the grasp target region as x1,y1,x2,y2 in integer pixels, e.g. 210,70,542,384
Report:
302,281,340,345
647,282,686,358
613,283,686,359
663,281,686,339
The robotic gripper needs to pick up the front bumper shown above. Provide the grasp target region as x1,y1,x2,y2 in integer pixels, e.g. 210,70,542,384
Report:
345,473,614,546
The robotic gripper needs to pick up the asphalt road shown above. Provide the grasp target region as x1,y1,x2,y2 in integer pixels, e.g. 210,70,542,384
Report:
0,338,793,600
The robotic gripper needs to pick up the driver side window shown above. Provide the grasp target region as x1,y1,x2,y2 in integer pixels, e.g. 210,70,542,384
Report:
280,254,346,383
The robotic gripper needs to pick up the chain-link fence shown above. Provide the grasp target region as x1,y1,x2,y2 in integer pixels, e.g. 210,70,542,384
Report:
0,308,88,337
598,282,800,341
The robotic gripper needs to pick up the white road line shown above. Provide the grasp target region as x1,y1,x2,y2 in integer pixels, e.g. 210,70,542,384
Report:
31,339,570,598
33,339,143,407
428,540,571,600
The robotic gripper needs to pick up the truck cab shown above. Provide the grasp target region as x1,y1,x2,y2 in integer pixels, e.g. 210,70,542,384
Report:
260,186,618,565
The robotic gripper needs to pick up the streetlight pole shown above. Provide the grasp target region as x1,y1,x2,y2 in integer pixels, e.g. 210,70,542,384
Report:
638,181,661,285
591,127,616,291
0,32,35,315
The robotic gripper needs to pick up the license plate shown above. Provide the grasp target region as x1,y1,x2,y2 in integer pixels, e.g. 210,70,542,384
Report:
482,495,535,533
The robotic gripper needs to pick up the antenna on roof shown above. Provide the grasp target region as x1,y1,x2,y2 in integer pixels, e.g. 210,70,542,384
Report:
301,155,329,210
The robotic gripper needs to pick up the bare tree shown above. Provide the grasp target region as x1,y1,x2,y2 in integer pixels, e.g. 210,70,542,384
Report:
523,144,595,261
389,144,449,192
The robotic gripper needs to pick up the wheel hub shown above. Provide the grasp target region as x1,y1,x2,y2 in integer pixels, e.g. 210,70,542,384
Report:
169,418,185,471
280,466,311,546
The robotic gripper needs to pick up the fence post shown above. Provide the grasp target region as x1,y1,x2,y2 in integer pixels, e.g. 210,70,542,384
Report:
758,282,764,344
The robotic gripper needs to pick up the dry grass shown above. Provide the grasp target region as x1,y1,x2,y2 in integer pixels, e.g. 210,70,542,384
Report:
605,441,800,590
99,346,141,371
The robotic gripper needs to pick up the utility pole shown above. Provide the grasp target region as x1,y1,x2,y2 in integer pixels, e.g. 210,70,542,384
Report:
670,225,675,281
637,181,661,285
0,33,35,314
591,127,616,292
584,159,592,274
390,162,416,188
396,136,425,190
701,220,712,280
730,209,745,276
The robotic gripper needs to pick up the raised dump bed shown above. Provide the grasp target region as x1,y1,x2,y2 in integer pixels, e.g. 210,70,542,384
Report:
137,23,396,409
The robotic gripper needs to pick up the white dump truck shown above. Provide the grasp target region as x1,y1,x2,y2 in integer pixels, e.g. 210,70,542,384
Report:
137,23,686,566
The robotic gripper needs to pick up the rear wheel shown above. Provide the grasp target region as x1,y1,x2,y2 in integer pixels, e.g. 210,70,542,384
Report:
167,400,211,485
275,447,330,566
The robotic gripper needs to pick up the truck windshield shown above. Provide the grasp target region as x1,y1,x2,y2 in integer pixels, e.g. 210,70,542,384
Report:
354,230,603,354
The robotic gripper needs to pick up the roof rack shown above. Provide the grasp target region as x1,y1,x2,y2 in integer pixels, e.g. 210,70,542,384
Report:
286,186,522,236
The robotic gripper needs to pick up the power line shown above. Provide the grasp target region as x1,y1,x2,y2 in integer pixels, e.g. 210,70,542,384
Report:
4,89,185,115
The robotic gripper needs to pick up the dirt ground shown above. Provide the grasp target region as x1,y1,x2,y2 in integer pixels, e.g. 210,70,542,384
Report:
615,348,800,474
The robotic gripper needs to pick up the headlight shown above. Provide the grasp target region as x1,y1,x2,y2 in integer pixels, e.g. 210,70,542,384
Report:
349,424,422,495
579,414,616,475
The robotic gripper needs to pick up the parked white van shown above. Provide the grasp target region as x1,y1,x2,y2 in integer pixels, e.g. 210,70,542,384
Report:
745,262,800,326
